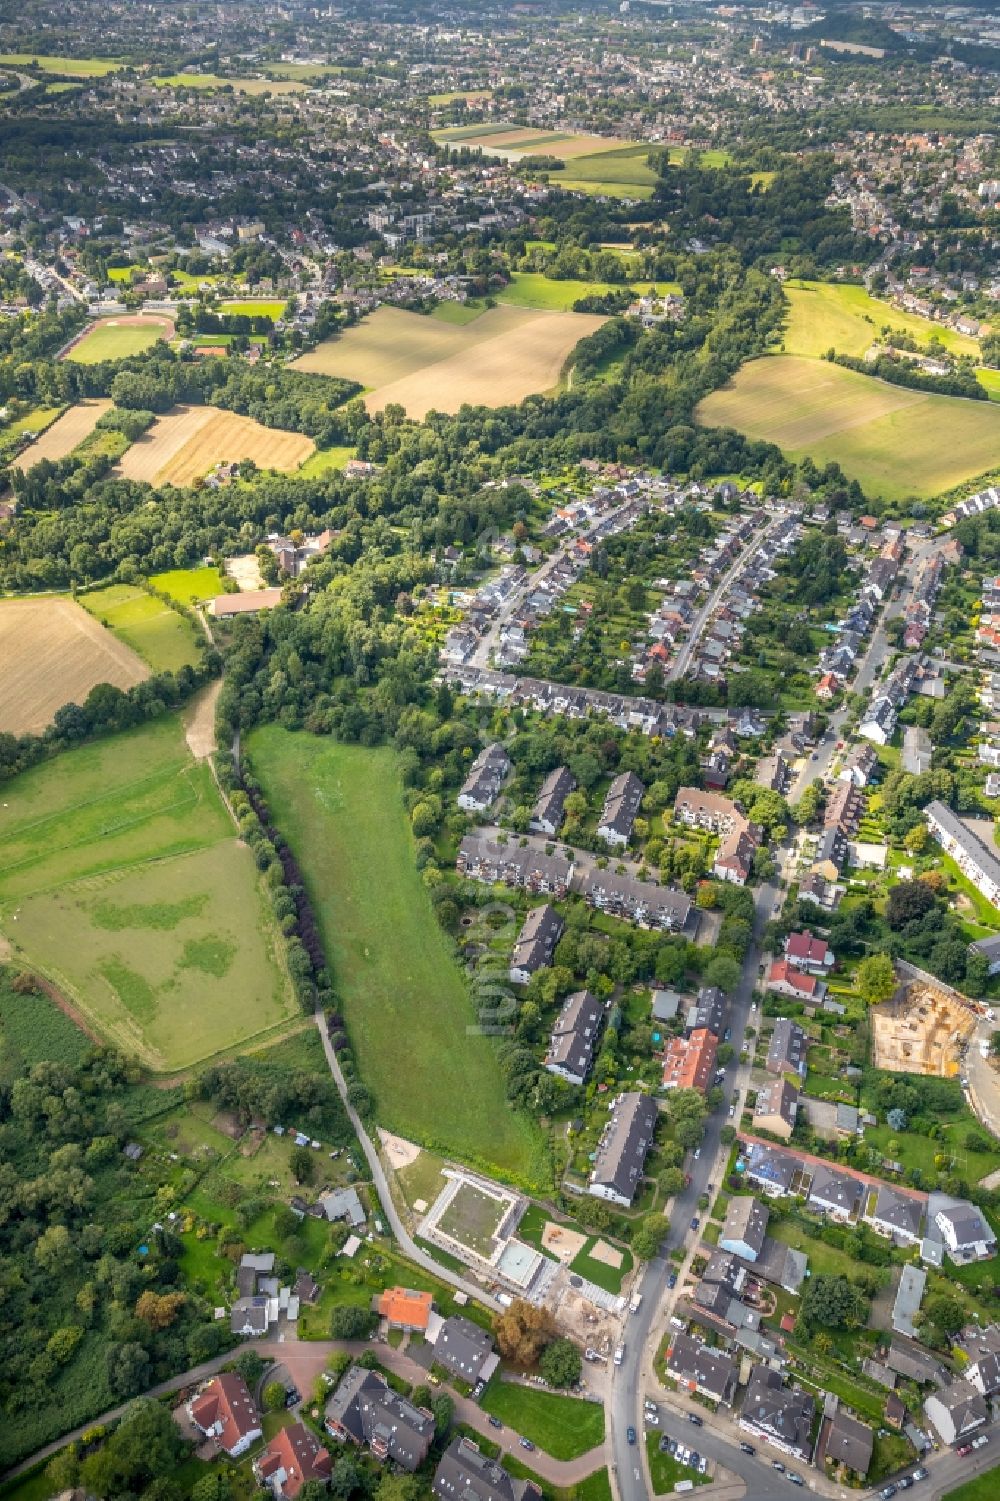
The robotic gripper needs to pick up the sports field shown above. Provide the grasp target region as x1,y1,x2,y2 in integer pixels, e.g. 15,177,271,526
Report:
0,596,149,735
247,728,547,1184
781,279,982,360
116,404,314,485
0,715,296,1071
0,52,122,75
696,354,1000,502
10,398,111,469
292,304,605,419
66,315,174,364
78,585,203,673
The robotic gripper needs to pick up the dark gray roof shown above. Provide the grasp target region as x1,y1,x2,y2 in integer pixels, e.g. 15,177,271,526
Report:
871,1185,924,1238
326,1365,434,1471
458,742,512,808
510,904,564,979
767,1018,807,1075
591,1091,659,1203
434,1316,496,1382
742,1367,814,1455
546,989,604,1080
808,1164,864,1218
926,801,1000,893
433,1437,542,1501
531,766,575,831
666,1332,737,1399
692,986,726,1035
826,1409,874,1476
598,771,645,840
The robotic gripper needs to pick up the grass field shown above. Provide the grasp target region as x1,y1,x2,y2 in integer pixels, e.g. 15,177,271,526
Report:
479,1382,605,1460
497,272,679,310
430,88,492,104
78,585,203,673
66,316,173,364
293,303,603,419
246,728,547,1184
782,279,982,360
221,299,286,319
0,596,148,735
117,404,314,485
0,969,90,1079
0,52,121,74
297,444,356,477
148,565,226,604
0,715,296,1071
942,1471,1000,1501
152,73,306,94
696,354,1000,502
10,398,111,469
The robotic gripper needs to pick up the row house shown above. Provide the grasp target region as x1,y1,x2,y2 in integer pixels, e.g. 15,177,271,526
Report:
457,834,573,897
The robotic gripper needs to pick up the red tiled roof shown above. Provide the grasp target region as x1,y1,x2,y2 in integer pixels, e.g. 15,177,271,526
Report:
257,1422,331,1500
191,1374,260,1453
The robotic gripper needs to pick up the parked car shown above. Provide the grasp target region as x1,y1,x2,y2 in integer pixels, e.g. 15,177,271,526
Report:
898,1479,913,1490
739,1443,756,1456
729,1104,736,1116
519,1438,535,1452
912,1470,929,1482
473,1381,485,1399
689,1454,700,1468
772,1461,785,1473
690,1217,700,1231
698,1457,708,1474
688,1413,703,1427
667,1271,678,1288
659,1437,672,1454
627,1427,636,1446
489,1417,503,1429
788,1475,804,1487
667,1438,678,1455
284,1387,300,1408
882,1483,899,1496
646,1414,659,1427
972,1436,990,1451
957,1447,973,1459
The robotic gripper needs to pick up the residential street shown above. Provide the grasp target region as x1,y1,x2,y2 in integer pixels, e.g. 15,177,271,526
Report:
668,515,786,683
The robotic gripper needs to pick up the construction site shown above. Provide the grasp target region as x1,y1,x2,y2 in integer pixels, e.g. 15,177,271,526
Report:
871,970,977,1076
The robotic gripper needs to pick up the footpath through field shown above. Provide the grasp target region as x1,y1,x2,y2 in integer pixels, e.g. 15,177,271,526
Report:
1,1336,607,1485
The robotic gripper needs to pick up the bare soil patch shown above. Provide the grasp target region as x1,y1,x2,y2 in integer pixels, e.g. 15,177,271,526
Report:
589,1238,623,1269
0,596,148,734
379,1129,422,1170
11,398,111,470
541,1221,589,1263
183,679,222,761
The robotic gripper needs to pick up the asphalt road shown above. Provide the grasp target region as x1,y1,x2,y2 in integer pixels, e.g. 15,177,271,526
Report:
669,515,786,684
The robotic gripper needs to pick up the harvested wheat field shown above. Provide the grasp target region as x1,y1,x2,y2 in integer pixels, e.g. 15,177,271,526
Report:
0,597,148,735
117,405,314,486
294,304,605,419
11,399,112,470
367,309,606,418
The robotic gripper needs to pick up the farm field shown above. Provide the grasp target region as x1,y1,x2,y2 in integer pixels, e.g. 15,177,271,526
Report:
0,714,296,1072
0,596,148,735
0,52,122,74
10,398,111,469
293,303,604,419
695,354,1000,501
429,88,493,104
152,72,306,94
434,122,640,160
246,727,547,1184
781,279,982,360
557,144,660,198
116,404,314,485
497,272,679,310
65,315,174,364
78,585,203,673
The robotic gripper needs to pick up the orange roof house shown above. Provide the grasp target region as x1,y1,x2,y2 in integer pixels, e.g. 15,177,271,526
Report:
189,1373,262,1457
662,1027,717,1093
377,1287,434,1331
255,1422,332,1500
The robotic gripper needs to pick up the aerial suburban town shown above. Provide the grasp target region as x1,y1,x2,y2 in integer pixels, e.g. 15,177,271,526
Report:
3,2,1000,1501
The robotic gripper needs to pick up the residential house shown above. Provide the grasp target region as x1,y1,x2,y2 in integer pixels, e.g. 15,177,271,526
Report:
457,744,512,813
589,1091,658,1206
688,986,727,1037
766,1018,808,1078
578,868,692,931
255,1423,332,1500
719,1195,770,1262
971,933,1000,976
926,801,1000,905
326,1365,434,1470
924,1383,988,1446
651,989,683,1023
457,835,573,898
597,771,644,848
743,1141,809,1198
825,1408,873,1478
840,743,878,787
665,1332,738,1405
767,960,825,1005
530,767,575,835
808,1164,864,1223
825,781,864,837
865,1184,925,1245
431,1316,499,1384
318,1187,366,1228
903,726,933,776
545,989,604,1086
811,826,848,879
509,904,564,985
784,931,835,974
739,1367,815,1458
753,1078,799,1141
662,1027,718,1093
955,1326,1000,1397
188,1375,262,1458
433,1438,542,1501
892,1265,927,1338
798,872,840,911
376,1288,434,1332
934,1202,998,1263
714,823,761,886
756,752,790,794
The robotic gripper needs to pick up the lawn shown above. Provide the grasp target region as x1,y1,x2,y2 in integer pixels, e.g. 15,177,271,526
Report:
646,1432,711,1494
0,714,297,1072
696,354,1000,502
515,1202,633,1292
864,1117,1000,1183
494,272,676,310
66,320,168,363
0,52,122,74
221,299,286,319
246,728,547,1185
781,280,982,361
479,1380,605,1460
942,1466,1000,1501
149,565,226,605
78,584,203,673
297,444,356,477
